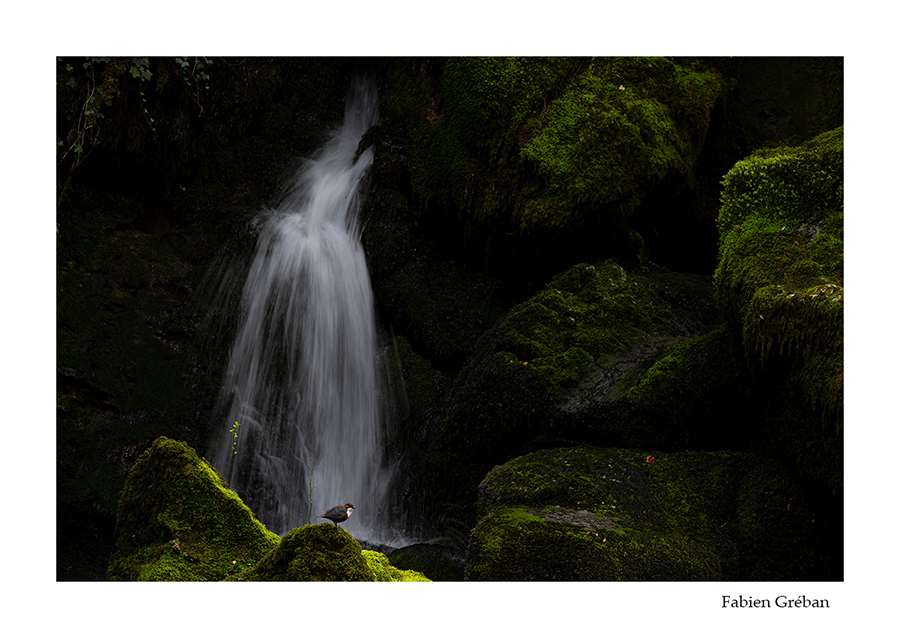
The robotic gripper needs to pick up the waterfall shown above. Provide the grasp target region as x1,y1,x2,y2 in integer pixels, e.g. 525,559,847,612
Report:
209,75,401,543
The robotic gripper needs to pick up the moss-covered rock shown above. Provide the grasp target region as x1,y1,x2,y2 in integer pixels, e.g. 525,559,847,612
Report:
363,550,431,582
715,127,842,486
380,57,722,277
410,57,720,229
227,524,374,581
520,58,721,219
466,504,720,581
466,446,837,580
407,58,579,216
611,323,760,450
425,260,720,515
107,437,279,581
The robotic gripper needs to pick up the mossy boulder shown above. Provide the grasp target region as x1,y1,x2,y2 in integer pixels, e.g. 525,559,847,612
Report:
425,259,721,513
226,528,432,581
608,323,760,450
363,550,431,582
107,437,280,581
382,57,722,276
715,127,843,486
519,57,721,223
409,57,721,229
227,525,374,581
466,446,837,580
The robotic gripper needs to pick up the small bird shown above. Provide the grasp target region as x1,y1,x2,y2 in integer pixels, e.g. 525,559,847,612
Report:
318,503,354,526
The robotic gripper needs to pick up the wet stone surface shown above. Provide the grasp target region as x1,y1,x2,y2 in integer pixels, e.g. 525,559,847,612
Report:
523,506,621,532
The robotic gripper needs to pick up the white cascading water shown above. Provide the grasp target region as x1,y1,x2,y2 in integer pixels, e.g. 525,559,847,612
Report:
210,75,399,543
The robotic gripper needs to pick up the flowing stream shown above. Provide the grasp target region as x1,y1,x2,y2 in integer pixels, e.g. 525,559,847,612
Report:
210,75,401,543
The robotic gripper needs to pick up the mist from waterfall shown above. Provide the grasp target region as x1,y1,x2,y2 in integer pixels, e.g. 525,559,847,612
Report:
209,75,402,543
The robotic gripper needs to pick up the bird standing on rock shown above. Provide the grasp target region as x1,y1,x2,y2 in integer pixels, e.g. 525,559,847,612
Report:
318,503,354,526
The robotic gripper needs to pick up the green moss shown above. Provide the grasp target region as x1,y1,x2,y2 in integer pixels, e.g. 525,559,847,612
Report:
717,127,843,261
403,57,722,243
442,57,530,148
714,127,843,436
409,57,580,213
618,324,757,449
228,524,374,581
467,445,837,580
107,437,280,581
497,261,717,372
520,57,722,220
530,347,595,388
468,473,723,581
425,260,718,517
362,550,431,582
